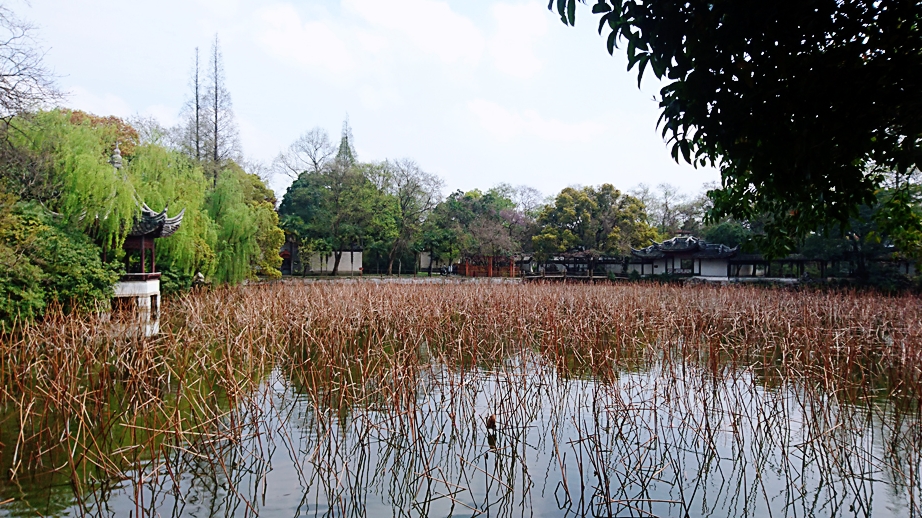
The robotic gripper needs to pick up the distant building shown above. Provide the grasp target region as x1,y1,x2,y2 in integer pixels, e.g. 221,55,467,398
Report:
280,237,362,275
307,248,362,275
630,236,739,277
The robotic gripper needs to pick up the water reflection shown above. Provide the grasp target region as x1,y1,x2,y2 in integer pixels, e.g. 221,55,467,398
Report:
2,352,921,517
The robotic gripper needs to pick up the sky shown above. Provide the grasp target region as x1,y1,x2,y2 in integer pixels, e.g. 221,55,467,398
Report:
18,0,719,200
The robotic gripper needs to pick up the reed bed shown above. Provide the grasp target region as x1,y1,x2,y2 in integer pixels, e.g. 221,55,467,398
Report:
1,281,921,517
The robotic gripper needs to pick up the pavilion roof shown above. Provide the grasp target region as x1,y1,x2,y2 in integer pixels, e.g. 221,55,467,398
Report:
631,236,738,260
128,204,185,239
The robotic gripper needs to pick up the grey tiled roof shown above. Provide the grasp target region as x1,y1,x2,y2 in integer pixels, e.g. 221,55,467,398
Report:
631,236,738,259
128,204,185,238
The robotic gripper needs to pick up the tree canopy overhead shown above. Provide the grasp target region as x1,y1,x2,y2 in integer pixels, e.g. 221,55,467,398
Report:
551,0,922,255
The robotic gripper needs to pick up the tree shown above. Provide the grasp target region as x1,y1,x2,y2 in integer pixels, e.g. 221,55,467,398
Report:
179,47,206,161
0,197,120,328
0,6,60,119
128,142,217,280
335,119,357,166
4,110,138,250
203,35,240,185
511,184,546,219
278,165,378,275
419,188,527,272
551,0,922,256
278,120,380,276
273,127,336,179
635,182,685,237
533,184,656,263
277,128,369,275
375,158,443,275
703,220,751,249
207,168,258,283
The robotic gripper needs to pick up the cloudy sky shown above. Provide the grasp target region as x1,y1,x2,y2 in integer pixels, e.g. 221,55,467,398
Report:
19,0,718,199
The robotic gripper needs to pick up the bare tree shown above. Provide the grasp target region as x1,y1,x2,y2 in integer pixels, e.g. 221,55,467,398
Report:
203,35,240,185
469,215,516,258
272,127,335,179
128,115,175,147
380,158,444,274
0,6,60,119
177,47,206,161
240,156,272,184
511,184,545,219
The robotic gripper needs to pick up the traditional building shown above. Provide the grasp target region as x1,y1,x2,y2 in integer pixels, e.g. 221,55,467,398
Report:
107,144,184,336
457,255,521,278
112,203,184,336
630,236,739,277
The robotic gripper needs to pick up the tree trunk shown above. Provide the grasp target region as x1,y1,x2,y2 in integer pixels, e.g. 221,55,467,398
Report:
387,243,399,275
212,45,219,186
331,251,343,276
194,48,201,162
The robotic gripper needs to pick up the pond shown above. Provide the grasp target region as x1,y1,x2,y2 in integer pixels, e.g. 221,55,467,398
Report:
1,283,920,517
3,354,919,517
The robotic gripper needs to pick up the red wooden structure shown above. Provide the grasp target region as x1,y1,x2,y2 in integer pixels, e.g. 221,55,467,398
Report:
458,256,519,277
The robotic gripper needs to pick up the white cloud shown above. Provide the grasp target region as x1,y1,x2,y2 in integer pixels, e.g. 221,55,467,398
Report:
256,4,355,76
66,86,133,117
343,0,485,66
467,99,606,142
490,3,548,79
141,104,180,127
237,115,281,163
358,84,402,111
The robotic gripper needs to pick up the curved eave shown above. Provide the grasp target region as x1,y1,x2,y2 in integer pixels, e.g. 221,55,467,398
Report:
127,204,185,239
631,248,664,259
160,208,185,238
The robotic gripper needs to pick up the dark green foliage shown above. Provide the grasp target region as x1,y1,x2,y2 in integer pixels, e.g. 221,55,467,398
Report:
801,196,908,276
533,184,656,259
0,199,120,328
278,161,378,275
703,221,751,249
552,0,922,256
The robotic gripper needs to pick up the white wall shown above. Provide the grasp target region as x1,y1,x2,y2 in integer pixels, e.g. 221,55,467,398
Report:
626,261,667,275
419,251,457,270
114,279,159,297
309,251,363,274
700,259,729,277
111,279,160,336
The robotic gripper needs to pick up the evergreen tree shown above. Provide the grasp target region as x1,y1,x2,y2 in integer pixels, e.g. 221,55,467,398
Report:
335,118,357,167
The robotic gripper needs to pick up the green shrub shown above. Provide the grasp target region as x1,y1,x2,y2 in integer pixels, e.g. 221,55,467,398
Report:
0,199,120,328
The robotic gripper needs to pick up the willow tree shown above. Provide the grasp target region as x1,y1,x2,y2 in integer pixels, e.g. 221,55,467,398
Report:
128,143,217,280
207,168,257,284
9,110,138,251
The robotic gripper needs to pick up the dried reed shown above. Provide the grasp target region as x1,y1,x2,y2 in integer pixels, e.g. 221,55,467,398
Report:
1,281,920,516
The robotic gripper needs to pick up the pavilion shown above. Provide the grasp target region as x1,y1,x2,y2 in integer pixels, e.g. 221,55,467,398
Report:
630,236,740,277
108,144,184,336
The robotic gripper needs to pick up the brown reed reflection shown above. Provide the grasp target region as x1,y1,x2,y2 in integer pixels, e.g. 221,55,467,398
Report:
1,282,921,517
